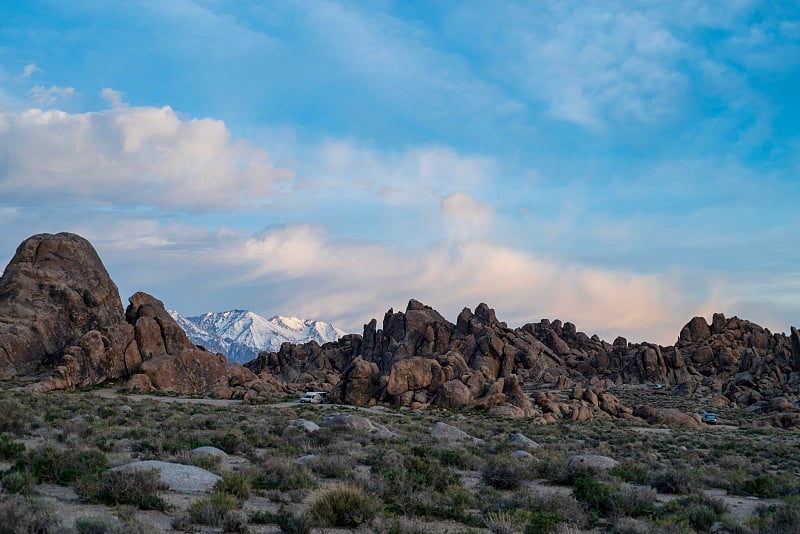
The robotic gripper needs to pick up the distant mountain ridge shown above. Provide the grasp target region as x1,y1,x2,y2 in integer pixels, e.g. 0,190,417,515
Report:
168,309,347,363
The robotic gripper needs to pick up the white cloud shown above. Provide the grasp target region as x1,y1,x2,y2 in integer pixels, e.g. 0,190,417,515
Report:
28,85,75,106
100,87,127,108
21,63,42,78
0,105,292,210
299,139,496,207
225,224,687,344
440,192,494,241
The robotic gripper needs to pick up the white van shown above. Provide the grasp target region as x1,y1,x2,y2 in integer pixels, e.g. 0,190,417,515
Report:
299,391,328,404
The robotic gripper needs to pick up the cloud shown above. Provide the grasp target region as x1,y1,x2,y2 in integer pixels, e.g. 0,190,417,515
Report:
100,87,127,108
28,85,75,106
440,192,494,241
224,224,687,344
21,63,42,78
0,105,292,210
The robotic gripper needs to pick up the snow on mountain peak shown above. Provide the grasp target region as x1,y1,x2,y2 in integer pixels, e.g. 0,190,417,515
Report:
168,309,347,363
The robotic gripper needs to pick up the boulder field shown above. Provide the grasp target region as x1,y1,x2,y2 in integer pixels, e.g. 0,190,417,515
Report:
2,232,800,428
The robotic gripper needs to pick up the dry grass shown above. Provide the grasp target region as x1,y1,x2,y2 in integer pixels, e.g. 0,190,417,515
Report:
0,382,799,533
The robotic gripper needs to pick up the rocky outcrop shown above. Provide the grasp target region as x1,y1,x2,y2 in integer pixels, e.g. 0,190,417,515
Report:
0,233,127,379
0,233,286,401
4,233,799,426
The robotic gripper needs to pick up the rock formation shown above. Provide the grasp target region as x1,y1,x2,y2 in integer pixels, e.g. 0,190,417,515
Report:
0,233,126,380
0,233,287,401
2,232,799,427
247,299,800,426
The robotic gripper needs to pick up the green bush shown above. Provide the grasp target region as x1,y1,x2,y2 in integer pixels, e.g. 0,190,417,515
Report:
651,467,693,495
275,507,316,534
251,457,315,491
24,444,107,484
213,470,252,501
1,469,36,495
187,491,239,526
312,483,380,527
0,496,62,533
741,475,777,498
0,399,28,435
483,457,526,490
661,495,726,532
572,474,615,517
752,500,800,534
0,433,25,461
76,468,166,510
74,516,115,534
611,459,652,485
524,511,562,534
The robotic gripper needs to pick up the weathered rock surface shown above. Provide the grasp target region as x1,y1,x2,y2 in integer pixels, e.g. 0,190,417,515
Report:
430,421,481,443
0,233,126,379
248,299,800,427
568,454,620,473
0,233,288,401
110,461,220,494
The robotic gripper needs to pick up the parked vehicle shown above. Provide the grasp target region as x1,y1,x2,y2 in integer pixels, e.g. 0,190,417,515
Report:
653,383,664,390
299,391,328,404
702,411,717,424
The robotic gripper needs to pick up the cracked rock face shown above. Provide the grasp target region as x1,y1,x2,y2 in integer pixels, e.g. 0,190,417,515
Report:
0,232,126,379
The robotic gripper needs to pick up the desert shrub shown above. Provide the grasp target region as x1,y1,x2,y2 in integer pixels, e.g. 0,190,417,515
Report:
0,433,25,461
751,498,800,534
0,495,62,534
613,483,659,519
222,511,249,533
572,474,615,517
661,495,726,532
0,399,28,435
250,457,315,491
211,429,247,455
185,451,222,472
312,483,380,527
74,516,115,534
308,453,356,479
368,446,463,518
650,466,694,495
536,451,572,484
483,456,527,490
485,510,524,534
611,459,652,485
1,469,35,495
524,511,563,534
213,470,252,501
187,491,239,526
513,490,586,531
736,473,798,499
24,444,108,484
274,507,316,534
76,468,166,510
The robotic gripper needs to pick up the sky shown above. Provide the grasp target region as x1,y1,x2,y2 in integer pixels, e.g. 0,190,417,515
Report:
0,0,798,345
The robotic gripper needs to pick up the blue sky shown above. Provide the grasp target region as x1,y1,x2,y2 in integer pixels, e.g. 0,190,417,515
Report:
0,0,798,344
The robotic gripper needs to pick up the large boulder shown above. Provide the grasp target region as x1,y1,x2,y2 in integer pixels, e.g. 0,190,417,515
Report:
386,357,443,395
0,233,126,379
139,349,229,395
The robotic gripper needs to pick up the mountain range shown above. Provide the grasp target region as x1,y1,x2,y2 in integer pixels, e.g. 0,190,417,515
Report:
168,309,347,363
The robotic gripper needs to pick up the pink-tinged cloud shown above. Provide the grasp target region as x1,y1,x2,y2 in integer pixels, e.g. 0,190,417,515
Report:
0,106,292,211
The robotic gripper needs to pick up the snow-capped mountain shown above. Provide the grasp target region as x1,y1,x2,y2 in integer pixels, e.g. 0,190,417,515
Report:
168,309,348,363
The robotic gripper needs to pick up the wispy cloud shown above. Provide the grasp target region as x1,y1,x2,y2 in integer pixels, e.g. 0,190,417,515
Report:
21,63,42,78
28,85,75,106
100,87,127,108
